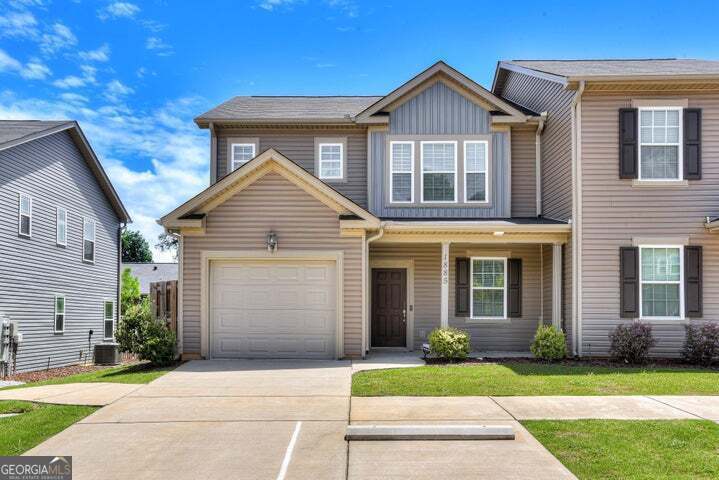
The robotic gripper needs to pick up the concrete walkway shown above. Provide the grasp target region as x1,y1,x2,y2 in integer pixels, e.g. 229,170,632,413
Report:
0,382,143,406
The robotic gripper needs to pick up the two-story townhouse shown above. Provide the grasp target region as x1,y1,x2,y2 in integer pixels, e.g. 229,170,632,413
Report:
161,62,570,360
494,58,719,357
0,121,130,372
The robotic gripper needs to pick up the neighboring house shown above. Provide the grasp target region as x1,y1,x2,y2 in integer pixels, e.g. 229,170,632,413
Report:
160,59,719,360
0,121,130,372
123,263,179,296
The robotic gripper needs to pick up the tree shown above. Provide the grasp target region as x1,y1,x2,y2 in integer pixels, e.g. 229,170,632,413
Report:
121,267,141,314
122,229,153,263
156,232,179,260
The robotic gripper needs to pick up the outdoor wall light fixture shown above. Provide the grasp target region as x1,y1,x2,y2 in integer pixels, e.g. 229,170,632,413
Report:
493,231,505,236
267,231,278,252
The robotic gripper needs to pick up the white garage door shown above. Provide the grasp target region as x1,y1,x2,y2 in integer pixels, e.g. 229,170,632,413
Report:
210,259,337,359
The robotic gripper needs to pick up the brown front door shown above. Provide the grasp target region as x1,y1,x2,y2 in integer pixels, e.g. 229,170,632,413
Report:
372,268,407,347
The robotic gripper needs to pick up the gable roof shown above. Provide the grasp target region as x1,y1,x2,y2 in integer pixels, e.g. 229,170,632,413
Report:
122,262,178,294
195,96,382,127
0,120,131,222
159,147,379,229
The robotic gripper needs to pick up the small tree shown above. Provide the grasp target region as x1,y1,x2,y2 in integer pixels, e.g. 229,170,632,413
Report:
122,229,153,263
121,267,141,314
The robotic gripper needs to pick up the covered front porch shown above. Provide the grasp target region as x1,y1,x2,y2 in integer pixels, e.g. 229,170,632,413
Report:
362,220,571,355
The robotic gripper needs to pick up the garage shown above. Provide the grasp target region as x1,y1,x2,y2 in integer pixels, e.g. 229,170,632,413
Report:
209,259,338,359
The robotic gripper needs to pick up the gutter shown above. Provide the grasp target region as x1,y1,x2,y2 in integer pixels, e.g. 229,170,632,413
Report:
570,80,586,356
363,228,384,355
535,112,547,217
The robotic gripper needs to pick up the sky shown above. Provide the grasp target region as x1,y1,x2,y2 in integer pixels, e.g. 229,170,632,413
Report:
2,0,719,261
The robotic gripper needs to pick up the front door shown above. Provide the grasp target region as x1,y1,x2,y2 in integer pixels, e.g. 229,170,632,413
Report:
371,268,407,347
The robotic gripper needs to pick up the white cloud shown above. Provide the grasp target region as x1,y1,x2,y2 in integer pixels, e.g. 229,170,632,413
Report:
0,11,39,38
145,36,173,56
0,49,51,80
104,79,134,102
79,44,111,62
315,63,335,68
40,22,77,54
52,65,97,89
0,50,22,73
59,92,89,105
98,2,140,20
257,0,302,11
325,0,358,17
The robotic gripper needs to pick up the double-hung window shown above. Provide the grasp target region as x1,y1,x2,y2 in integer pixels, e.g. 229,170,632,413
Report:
640,246,683,318
18,193,31,237
56,207,67,246
83,218,96,263
318,143,343,180
421,141,457,202
471,258,506,319
231,143,256,171
464,141,488,202
104,300,114,340
54,294,65,333
639,107,682,180
390,141,414,202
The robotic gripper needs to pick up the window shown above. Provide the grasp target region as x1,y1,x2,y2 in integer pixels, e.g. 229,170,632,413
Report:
390,141,414,203
104,300,114,340
56,207,67,246
231,143,256,171
465,141,488,202
640,246,683,318
54,294,65,333
470,258,506,318
18,193,31,237
639,107,682,180
83,218,96,263
421,141,457,202
319,143,343,179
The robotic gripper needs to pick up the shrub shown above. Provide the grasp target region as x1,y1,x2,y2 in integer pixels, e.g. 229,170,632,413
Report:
530,325,567,361
428,327,470,360
115,298,151,353
609,322,656,364
682,323,719,366
115,298,175,366
121,267,141,313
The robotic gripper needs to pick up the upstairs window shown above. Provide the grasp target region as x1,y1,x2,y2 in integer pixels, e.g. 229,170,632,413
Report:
56,207,67,246
83,218,96,263
18,193,32,237
319,143,343,179
421,141,457,203
640,246,683,318
54,294,65,333
104,300,114,340
231,143,256,171
390,141,414,203
465,141,488,202
639,107,682,180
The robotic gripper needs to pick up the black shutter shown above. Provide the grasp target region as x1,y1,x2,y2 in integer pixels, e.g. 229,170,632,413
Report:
619,108,638,179
455,258,470,317
685,246,703,317
684,108,702,180
507,259,522,317
619,247,639,318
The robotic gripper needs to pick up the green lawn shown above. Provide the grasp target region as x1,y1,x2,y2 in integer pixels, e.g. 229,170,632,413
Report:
0,400,97,455
524,420,719,480
351,362,719,396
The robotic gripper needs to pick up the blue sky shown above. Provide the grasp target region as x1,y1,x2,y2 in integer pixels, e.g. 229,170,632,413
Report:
2,0,718,260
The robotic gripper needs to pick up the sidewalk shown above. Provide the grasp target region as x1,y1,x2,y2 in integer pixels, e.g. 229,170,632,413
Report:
0,383,142,406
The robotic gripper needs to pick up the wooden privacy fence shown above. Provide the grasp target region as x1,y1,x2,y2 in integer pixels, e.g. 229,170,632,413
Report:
150,280,178,333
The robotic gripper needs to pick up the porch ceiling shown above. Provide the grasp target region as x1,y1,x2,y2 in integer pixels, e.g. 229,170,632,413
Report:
373,220,570,244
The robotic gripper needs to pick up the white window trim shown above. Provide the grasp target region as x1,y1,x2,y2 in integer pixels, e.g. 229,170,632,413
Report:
18,193,32,237
469,257,508,320
230,143,256,172
103,299,115,340
56,207,67,246
54,294,65,334
318,142,344,180
637,106,683,182
82,218,96,264
420,140,458,203
464,140,489,203
389,141,414,203
638,244,684,320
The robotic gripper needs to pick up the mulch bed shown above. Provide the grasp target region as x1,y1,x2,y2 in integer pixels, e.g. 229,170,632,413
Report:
5,359,143,384
423,356,719,370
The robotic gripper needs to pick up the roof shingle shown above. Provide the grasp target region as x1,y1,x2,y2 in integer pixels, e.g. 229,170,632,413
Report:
0,120,71,147
505,59,719,79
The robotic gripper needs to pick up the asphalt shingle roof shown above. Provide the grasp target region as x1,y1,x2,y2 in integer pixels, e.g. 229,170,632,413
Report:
0,120,71,147
123,263,178,295
506,59,719,79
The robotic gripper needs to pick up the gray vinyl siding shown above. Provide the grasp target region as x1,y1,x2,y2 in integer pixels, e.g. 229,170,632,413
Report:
511,126,537,217
215,127,368,208
0,131,120,372
182,172,363,357
580,92,719,357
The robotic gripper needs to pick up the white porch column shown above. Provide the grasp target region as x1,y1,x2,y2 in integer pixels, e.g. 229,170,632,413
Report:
552,243,562,329
440,241,450,328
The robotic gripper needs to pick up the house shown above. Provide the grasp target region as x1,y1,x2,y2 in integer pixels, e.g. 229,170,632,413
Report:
160,59,719,360
122,263,179,296
0,120,131,372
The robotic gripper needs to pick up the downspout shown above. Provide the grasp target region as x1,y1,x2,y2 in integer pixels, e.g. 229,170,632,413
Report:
535,112,547,217
363,227,385,356
570,80,586,356
117,222,127,343
174,231,183,359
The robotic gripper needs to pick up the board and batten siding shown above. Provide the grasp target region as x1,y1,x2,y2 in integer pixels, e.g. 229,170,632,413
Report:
511,126,538,217
182,172,364,357
0,131,120,372
215,127,368,208
580,93,719,356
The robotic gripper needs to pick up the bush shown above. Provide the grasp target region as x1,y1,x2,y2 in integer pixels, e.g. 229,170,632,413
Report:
428,327,470,360
609,322,656,364
530,325,567,361
115,298,151,354
115,298,175,366
682,323,719,366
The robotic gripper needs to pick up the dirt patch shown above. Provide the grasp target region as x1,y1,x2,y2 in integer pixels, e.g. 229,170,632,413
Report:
423,356,719,370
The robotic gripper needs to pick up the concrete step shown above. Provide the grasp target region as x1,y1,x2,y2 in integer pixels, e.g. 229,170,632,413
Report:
345,424,515,441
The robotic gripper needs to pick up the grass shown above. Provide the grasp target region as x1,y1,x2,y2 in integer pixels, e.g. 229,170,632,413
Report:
523,420,719,480
0,400,97,455
351,362,719,396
